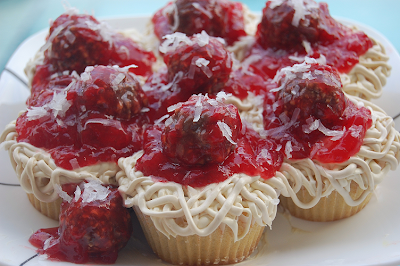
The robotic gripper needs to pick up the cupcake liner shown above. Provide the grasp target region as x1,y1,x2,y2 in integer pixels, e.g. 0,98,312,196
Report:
26,193,62,221
134,206,265,265
279,182,374,222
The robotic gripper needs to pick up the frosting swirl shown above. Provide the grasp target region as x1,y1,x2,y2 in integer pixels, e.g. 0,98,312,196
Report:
117,151,281,241
341,38,391,100
0,120,119,202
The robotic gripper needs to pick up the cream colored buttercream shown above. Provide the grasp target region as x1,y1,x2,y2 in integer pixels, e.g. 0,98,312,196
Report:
341,39,391,100
226,93,264,132
116,151,281,241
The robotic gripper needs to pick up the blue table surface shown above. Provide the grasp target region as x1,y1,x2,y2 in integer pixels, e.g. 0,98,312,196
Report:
1,0,399,73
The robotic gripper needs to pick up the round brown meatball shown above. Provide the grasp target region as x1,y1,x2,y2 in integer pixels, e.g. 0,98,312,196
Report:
276,63,346,126
162,94,242,165
73,65,148,120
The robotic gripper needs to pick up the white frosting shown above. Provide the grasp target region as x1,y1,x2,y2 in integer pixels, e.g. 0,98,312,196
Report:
271,96,400,208
341,39,391,100
116,151,281,241
225,93,265,132
0,120,119,202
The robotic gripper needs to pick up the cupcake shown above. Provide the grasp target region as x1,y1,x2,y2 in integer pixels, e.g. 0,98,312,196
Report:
0,64,153,219
117,94,284,265
275,95,400,221
241,0,391,100
255,58,400,221
0,7,158,220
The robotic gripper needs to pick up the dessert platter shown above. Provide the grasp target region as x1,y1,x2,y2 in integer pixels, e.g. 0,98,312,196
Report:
1,0,400,265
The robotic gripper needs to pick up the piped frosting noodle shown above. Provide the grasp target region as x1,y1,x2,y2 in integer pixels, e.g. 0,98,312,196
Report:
225,93,265,132
271,96,400,208
341,38,391,100
117,151,280,241
0,121,119,202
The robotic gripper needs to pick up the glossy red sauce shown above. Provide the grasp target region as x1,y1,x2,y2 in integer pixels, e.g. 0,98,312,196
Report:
29,183,132,264
136,124,283,187
143,33,274,121
152,0,247,46
16,66,150,170
244,1,373,79
136,95,283,187
263,63,372,163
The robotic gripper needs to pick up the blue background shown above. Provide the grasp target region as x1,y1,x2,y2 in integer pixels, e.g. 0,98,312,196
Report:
1,0,399,73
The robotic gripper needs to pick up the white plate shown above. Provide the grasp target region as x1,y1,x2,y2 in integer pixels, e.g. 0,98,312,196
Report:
1,16,400,266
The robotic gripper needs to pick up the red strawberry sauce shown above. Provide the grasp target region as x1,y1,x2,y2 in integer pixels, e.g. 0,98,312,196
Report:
245,0,373,79
29,182,132,264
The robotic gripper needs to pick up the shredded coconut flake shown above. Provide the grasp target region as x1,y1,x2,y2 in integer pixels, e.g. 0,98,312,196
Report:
356,101,365,108
318,122,345,141
164,116,174,127
192,3,213,18
285,141,293,159
80,71,91,82
167,102,183,113
349,125,363,138
288,54,306,62
48,89,72,118
194,30,210,47
54,184,72,203
217,121,237,145
26,106,49,120
207,99,219,106
155,114,170,125
216,91,231,102
272,57,317,92
257,149,273,164
302,118,320,133
302,72,315,80
260,108,300,138
269,0,285,9
81,179,110,203
193,96,203,122
64,29,76,44
43,237,57,251
111,73,126,90
62,2,79,16
302,40,312,54
160,32,193,54
196,58,210,67
74,185,82,202
69,158,80,169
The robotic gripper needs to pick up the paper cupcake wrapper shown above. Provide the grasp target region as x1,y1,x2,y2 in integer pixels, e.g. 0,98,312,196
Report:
26,193,62,221
134,206,265,265
279,182,374,222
